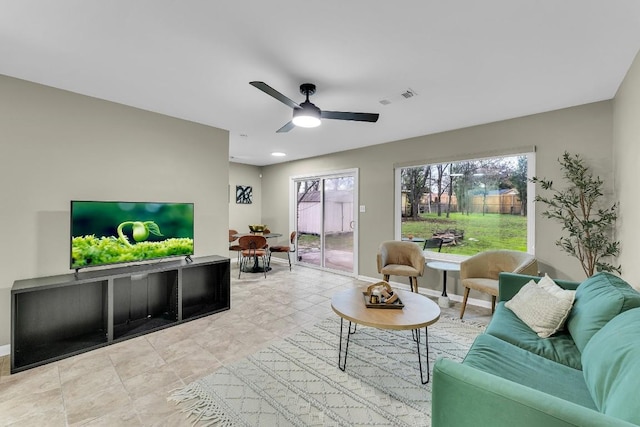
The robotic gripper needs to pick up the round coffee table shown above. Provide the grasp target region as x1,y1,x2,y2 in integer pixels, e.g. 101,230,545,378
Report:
331,287,440,384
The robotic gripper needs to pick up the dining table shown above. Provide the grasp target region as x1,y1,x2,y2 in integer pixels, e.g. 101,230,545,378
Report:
233,232,283,273
232,232,283,239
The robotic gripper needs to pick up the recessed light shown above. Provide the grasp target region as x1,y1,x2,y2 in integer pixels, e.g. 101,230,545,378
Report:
271,152,286,157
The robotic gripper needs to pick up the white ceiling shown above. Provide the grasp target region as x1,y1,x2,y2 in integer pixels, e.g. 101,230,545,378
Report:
2,1,640,166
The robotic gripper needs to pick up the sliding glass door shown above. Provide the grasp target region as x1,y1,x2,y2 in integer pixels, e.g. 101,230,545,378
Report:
294,170,358,275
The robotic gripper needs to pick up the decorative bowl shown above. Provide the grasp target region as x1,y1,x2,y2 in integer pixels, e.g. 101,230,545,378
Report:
249,224,267,233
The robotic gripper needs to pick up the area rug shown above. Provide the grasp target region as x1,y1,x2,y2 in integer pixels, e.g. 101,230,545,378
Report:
169,316,484,426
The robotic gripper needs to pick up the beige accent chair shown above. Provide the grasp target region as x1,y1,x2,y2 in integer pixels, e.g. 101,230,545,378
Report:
377,241,426,293
459,250,538,318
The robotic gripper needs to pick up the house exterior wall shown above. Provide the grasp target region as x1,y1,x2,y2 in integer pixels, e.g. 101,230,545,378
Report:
296,190,354,235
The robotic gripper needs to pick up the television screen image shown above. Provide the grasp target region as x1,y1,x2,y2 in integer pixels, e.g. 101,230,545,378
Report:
71,201,194,269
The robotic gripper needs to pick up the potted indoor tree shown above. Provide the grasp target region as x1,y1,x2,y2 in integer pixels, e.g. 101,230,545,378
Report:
531,151,621,277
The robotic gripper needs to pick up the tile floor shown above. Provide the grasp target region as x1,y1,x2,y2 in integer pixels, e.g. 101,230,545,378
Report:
0,263,492,426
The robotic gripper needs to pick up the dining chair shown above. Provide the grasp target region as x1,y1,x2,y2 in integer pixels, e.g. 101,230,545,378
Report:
262,228,271,249
269,231,297,271
229,229,243,264
423,237,443,252
238,235,268,279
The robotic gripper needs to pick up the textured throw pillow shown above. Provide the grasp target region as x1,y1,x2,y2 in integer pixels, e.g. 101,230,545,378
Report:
505,276,576,338
538,273,577,331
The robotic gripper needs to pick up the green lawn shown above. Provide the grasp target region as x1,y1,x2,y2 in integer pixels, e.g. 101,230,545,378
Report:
296,213,527,256
403,212,527,255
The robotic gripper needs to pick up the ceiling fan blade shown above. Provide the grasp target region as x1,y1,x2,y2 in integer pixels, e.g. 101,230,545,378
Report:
250,81,299,109
276,121,295,133
321,111,379,122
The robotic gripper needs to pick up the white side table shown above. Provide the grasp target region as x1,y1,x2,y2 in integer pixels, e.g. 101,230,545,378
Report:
426,261,461,308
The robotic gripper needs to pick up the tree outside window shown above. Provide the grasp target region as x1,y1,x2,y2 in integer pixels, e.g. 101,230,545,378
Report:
400,154,531,255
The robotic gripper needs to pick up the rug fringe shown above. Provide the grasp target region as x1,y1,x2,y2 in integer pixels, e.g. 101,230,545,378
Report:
168,383,237,427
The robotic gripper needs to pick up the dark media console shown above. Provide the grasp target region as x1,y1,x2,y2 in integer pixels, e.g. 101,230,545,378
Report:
11,255,230,373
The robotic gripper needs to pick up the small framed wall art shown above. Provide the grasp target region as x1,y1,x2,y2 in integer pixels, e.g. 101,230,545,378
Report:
236,185,253,204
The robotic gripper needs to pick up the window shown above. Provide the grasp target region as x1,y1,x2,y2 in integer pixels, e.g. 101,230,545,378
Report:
397,153,534,256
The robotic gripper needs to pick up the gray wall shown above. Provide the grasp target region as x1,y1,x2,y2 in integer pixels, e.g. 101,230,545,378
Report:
229,162,263,235
0,75,230,348
614,50,640,288
261,101,614,298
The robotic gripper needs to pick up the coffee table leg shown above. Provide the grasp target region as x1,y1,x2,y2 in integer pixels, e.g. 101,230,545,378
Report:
415,326,430,384
338,318,353,371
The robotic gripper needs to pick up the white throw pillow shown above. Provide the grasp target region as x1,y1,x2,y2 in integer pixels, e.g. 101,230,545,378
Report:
505,276,575,338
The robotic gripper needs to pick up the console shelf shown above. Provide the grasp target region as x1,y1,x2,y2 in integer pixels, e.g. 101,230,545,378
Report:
11,255,230,373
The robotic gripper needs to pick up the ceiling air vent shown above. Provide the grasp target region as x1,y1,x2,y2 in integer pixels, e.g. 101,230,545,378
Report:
401,88,416,99
379,88,418,105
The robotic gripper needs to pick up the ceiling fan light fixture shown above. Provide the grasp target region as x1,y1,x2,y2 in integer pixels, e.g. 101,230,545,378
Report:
292,103,321,128
250,81,379,132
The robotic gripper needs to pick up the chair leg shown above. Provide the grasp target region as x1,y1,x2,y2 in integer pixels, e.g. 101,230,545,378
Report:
383,274,390,282
263,255,267,278
491,296,496,313
287,252,291,271
238,256,243,279
409,277,418,293
460,287,470,319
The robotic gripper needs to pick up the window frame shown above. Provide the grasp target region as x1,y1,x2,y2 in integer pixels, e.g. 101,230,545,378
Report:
394,151,536,256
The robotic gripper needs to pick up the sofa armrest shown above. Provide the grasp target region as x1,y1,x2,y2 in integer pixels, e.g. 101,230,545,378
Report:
432,358,635,427
498,272,580,302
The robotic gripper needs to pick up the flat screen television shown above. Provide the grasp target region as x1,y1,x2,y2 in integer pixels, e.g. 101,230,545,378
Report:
70,200,194,270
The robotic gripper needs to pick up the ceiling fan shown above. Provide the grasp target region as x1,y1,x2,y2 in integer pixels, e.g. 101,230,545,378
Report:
250,81,380,133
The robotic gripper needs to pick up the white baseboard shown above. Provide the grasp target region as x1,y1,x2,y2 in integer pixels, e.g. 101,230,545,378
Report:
357,274,492,310
0,344,9,357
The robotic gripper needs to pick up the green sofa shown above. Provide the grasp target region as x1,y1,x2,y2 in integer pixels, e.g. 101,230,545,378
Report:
432,272,640,427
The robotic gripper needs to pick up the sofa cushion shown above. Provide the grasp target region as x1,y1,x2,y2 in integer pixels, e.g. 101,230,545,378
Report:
566,272,640,352
463,334,596,409
486,303,582,369
504,275,575,338
582,308,640,425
